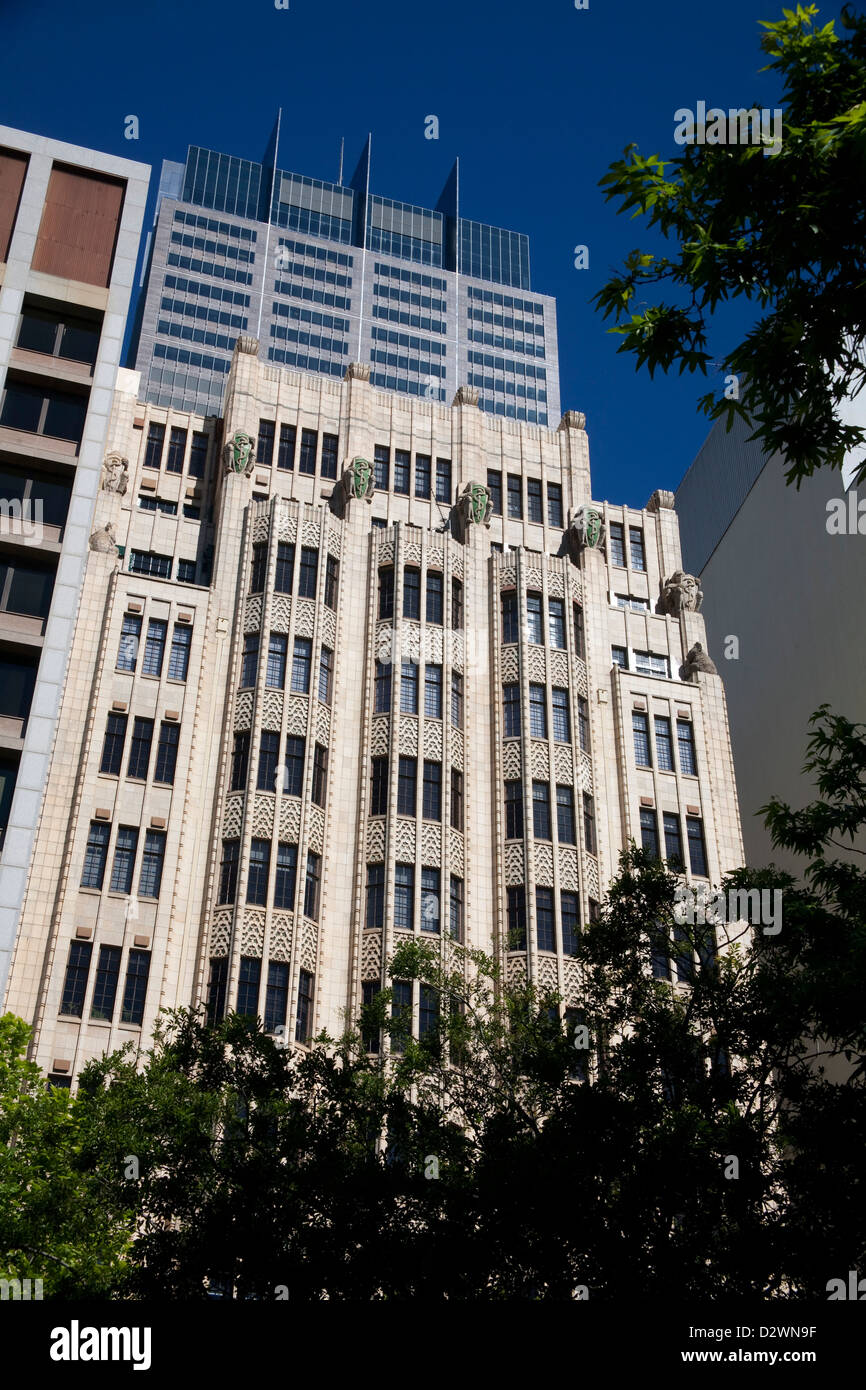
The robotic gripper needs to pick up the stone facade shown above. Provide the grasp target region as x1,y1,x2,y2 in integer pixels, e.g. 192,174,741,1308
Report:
2,343,744,1080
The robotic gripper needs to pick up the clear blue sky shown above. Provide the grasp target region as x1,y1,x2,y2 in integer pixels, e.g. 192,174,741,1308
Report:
1,0,812,506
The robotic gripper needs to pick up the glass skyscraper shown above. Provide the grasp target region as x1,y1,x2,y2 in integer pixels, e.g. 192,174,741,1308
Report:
130,130,559,424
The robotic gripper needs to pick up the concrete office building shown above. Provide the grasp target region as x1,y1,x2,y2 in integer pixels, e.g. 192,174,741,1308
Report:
676,411,866,869
130,127,560,426
3,330,743,1083
0,126,149,999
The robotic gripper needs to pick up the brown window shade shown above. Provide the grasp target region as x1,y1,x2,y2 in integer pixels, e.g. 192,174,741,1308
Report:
32,164,125,288
0,149,28,262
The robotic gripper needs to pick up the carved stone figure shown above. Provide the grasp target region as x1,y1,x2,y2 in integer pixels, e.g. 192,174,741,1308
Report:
89,521,118,554
345,362,371,382
223,430,256,477
236,334,259,355
558,409,587,432
646,489,676,512
453,481,492,542
346,456,375,502
659,570,703,617
101,453,129,495
680,642,717,681
567,504,605,562
452,385,480,408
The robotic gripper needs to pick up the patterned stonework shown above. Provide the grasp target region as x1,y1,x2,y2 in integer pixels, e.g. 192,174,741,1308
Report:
506,955,527,987
361,932,382,979
500,565,517,586
421,823,442,865
241,909,266,956
559,848,579,892
244,596,263,633
377,541,395,566
269,914,293,962
314,703,331,747
536,955,559,991
294,600,316,639
554,743,573,782
451,730,464,772
279,797,302,842
501,647,519,682
252,794,276,836
222,796,244,839
534,843,555,887
502,741,522,779
394,818,417,861
504,842,525,885
307,805,325,854
530,741,550,778
562,958,581,1001
277,513,297,542
399,720,419,756
370,718,390,756
234,692,254,730
210,911,233,956
366,820,386,862
449,832,465,875
548,572,565,598
578,751,593,792
271,596,292,632
423,722,443,760
300,920,318,972
527,646,547,683
404,541,423,566
583,854,600,899
320,607,337,647
285,698,308,736
261,688,284,730
549,651,569,686
253,515,270,542
302,520,321,547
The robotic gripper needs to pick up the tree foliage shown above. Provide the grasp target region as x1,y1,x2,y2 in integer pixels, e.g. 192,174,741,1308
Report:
593,5,866,486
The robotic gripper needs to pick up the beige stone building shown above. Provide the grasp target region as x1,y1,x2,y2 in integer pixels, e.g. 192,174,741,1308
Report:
2,338,744,1081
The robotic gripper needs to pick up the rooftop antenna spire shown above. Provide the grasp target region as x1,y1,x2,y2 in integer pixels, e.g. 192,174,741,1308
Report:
337,137,345,186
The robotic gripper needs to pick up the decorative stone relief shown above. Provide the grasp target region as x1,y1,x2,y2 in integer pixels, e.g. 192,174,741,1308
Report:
504,842,525,885
285,698,308,736
567,504,605,561
89,522,118,553
209,916,232,957
421,824,442,866
269,915,293,962
578,751,593,793
244,596,263,632
562,959,581,1001
530,741,550,779
300,922,318,973
507,956,527,986
279,798,302,842
271,596,292,632
314,703,330,747
501,647,519,682
222,797,243,839
346,361,372,381
254,514,270,542
378,541,395,567
241,910,265,956
261,689,284,730
527,646,547,682
332,457,375,516
320,607,337,647
394,818,417,861
307,806,325,854
502,742,522,780
534,843,554,887
101,453,129,495
361,933,382,979
549,651,569,686
583,854,600,899
554,743,573,782
302,519,320,547
223,430,256,476
366,820,385,862
277,513,297,542
423,722,443,760
404,541,423,566
252,795,275,837
370,718,390,756
399,721,419,756
659,571,703,617
234,692,253,730
451,730,464,772
680,642,718,680
449,832,464,875
452,481,493,542
453,384,480,407
559,849,579,892
537,955,559,990
558,410,586,431
646,489,676,512
294,600,316,639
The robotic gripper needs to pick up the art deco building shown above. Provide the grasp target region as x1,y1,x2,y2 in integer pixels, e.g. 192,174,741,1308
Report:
2,336,743,1083
0,126,149,999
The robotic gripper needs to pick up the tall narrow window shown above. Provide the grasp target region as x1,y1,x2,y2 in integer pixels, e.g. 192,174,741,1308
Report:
583,793,597,855
324,555,339,609
230,731,249,791
361,981,381,1052
168,624,191,681
144,422,165,470
547,482,563,528
419,984,439,1039
274,843,297,910
450,768,463,831
394,448,410,494
275,542,294,593
629,526,646,571
451,672,463,728
561,892,580,957
551,688,569,742
505,780,523,839
487,470,503,515
266,633,288,689
139,829,166,898
81,821,109,889
265,962,290,1033
127,717,154,780
311,743,328,807
374,660,391,713
573,602,585,660
247,839,271,905
424,663,443,718
421,868,440,933
400,660,419,714
397,757,416,815
256,420,275,467
449,876,464,942
608,521,625,567
526,593,543,644
303,852,321,920
100,713,127,775
507,474,523,519
89,945,121,1021
423,761,442,821
663,812,684,867
633,712,651,767
121,949,150,1026
502,592,519,643
391,980,412,1053
291,638,312,693
507,885,527,950
60,941,92,1016
117,614,141,672
415,454,431,498
451,578,463,629
687,816,708,877
166,425,187,473
536,886,555,951
277,423,296,470
655,716,674,771
110,826,139,894
394,863,414,929
318,646,333,704
403,567,421,620
257,731,279,791
142,619,167,678
529,684,548,739
639,807,660,859
677,719,697,775
320,433,338,479
503,683,520,738
189,431,208,477
371,756,388,815
611,645,628,671
206,958,228,1025
548,598,566,649
237,956,262,1017
250,542,267,593
374,444,390,490
295,969,314,1041
366,864,385,929
299,428,317,474
282,736,305,796
378,567,394,620
527,478,543,524
577,695,589,752
218,839,240,904
556,785,576,844
426,571,443,624
298,547,318,598
435,457,451,502
532,781,551,839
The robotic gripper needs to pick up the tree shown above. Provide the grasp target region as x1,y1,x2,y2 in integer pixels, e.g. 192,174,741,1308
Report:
593,5,866,487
